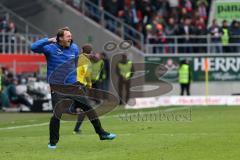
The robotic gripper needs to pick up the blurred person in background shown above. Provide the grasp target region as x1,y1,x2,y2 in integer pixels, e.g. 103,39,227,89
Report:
229,20,240,53
221,20,230,53
73,45,109,134
116,54,134,105
102,0,119,32
178,17,195,53
91,52,105,90
195,17,207,53
1,73,32,110
197,0,208,20
208,19,222,53
73,43,94,134
178,60,191,96
73,46,109,134
178,0,195,13
100,52,110,95
165,17,178,53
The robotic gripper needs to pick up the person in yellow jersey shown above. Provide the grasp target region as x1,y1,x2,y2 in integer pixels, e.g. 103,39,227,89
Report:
73,44,93,133
73,45,116,141
76,44,93,88
116,54,134,105
178,60,191,96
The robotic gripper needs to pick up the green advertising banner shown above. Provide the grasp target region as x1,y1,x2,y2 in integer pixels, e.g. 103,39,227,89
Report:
145,55,240,82
215,1,240,22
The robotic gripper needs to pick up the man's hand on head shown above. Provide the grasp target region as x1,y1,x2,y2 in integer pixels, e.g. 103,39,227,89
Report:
48,37,57,43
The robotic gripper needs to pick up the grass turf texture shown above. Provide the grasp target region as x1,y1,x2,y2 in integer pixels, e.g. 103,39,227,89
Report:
0,105,240,160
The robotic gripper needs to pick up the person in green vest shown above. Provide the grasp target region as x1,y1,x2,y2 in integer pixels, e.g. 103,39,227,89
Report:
116,54,134,105
221,20,230,53
89,52,106,103
91,52,105,89
178,60,191,96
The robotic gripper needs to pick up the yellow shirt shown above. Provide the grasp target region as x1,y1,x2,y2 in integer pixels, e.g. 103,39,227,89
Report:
77,53,92,88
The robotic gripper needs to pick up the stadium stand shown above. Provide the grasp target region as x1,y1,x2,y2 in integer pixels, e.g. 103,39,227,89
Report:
62,0,211,52
62,0,240,54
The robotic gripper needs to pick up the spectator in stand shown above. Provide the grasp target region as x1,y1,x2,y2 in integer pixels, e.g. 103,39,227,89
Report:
8,22,17,34
208,19,222,53
229,20,240,53
145,24,155,42
153,0,170,20
179,7,189,25
178,17,195,53
178,0,195,12
102,0,120,32
155,23,167,53
221,20,230,53
165,17,178,53
0,17,8,33
140,0,154,27
197,0,208,20
195,17,207,53
7,21,17,52
129,0,140,29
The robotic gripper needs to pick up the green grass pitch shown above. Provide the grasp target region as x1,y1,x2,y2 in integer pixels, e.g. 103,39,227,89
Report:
0,106,240,160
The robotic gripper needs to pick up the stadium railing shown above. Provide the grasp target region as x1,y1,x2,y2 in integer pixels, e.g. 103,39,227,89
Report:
145,35,240,54
0,32,238,55
0,32,43,54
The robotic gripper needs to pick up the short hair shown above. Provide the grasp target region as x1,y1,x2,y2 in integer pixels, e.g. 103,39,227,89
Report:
222,20,227,24
82,44,93,54
56,26,70,42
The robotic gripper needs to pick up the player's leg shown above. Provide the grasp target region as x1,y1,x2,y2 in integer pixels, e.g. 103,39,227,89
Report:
183,84,187,95
48,91,63,148
186,83,190,96
125,80,130,104
73,109,85,134
74,97,116,140
118,78,123,105
180,84,184,96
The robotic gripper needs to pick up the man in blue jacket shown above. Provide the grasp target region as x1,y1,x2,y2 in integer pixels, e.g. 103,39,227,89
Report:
31,27,116,149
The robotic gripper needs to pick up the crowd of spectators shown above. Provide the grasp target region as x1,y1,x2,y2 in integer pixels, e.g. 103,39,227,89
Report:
63,0,240,53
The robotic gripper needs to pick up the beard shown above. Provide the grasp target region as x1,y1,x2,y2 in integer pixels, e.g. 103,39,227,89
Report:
60,40,71,48
65,41,71,47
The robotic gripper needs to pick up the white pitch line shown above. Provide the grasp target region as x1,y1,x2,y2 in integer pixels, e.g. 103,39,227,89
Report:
0,115,117,131
0,108,187,131
0,122,49,131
